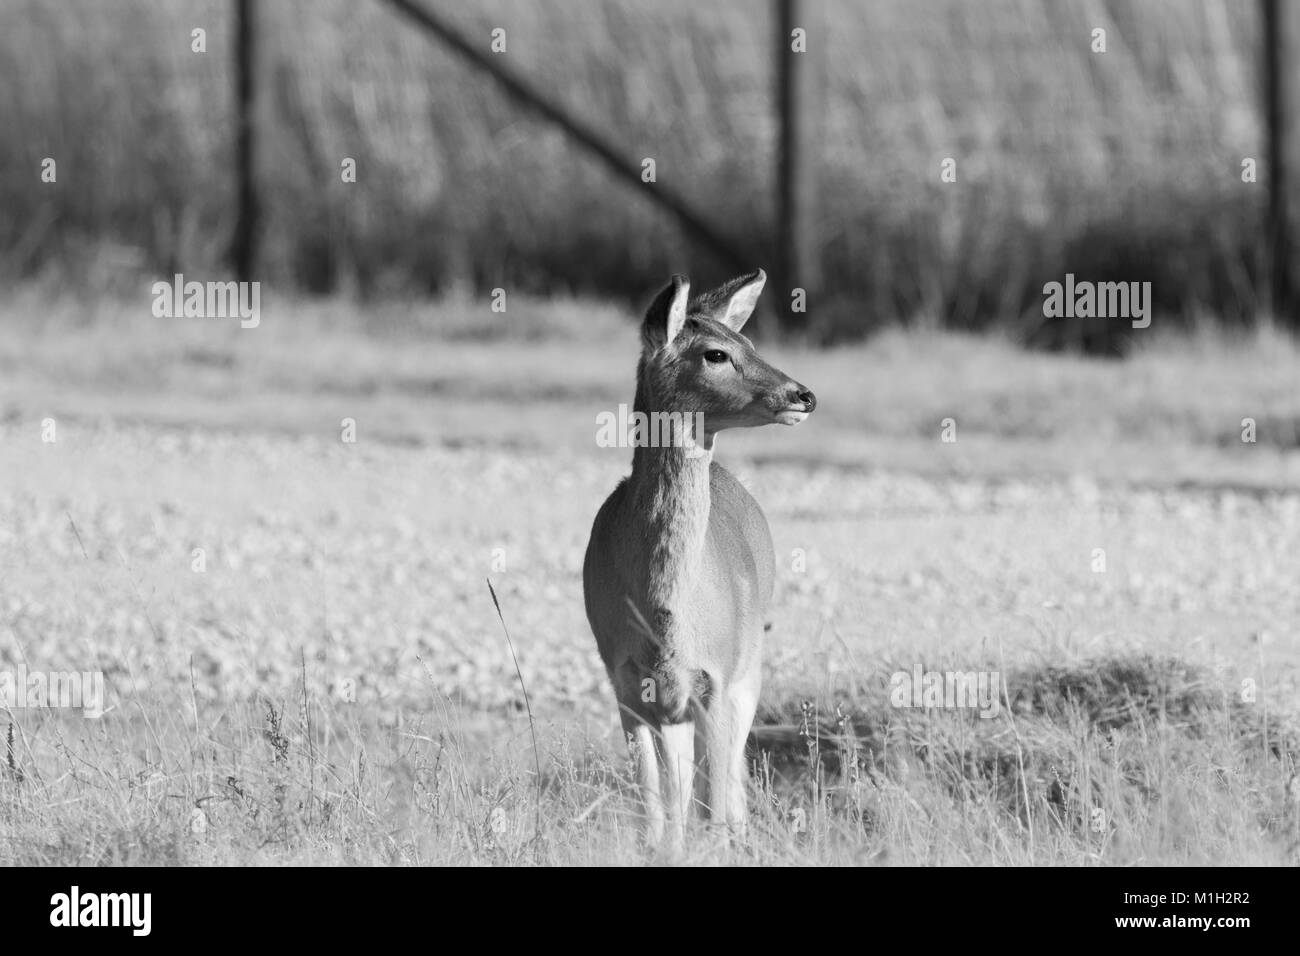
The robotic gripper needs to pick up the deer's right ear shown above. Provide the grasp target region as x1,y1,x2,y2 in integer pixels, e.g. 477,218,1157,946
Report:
643,274,690,348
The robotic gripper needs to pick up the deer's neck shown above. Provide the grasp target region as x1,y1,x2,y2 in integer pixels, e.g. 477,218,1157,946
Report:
627,382,713,611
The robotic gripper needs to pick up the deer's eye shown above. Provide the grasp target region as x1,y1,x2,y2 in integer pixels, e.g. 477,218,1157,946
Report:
703,349,729,365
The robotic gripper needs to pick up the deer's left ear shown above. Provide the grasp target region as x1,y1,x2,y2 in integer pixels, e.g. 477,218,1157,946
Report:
716,269,766,331
643,274,691,349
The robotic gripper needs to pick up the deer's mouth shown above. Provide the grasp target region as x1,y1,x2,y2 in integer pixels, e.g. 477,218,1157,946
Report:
774,408,810,426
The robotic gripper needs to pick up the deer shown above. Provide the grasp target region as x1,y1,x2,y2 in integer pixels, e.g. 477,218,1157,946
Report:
583,269,816,852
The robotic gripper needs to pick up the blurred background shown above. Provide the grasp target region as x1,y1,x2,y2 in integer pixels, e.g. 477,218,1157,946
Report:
3,0,1300,866
0,0,1290,348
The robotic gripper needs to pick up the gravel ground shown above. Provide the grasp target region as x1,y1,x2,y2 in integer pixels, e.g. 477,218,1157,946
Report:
3,422,1296,729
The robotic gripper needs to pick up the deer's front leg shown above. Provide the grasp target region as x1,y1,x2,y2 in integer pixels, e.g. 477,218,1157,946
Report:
616,663,665,847
705,673,759,835
624,722,664,846
725,674,760,830
659,720,695,856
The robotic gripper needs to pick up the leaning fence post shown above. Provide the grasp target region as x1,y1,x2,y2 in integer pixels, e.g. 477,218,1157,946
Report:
377,0,749,283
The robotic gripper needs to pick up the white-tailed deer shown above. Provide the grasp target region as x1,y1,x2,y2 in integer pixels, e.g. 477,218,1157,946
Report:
583,269,815,851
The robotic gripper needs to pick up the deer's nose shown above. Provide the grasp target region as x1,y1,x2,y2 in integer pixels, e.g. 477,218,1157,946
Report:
789,386,816,412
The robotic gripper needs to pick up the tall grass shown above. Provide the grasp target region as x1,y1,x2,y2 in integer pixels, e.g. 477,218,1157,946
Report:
0,0,1268,338
2,655,1292,864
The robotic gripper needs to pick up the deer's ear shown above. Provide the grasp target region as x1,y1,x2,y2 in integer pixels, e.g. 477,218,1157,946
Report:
714,269,766,331
643,274,690,347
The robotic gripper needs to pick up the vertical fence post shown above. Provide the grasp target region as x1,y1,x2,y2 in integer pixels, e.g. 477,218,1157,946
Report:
1263,0,1298,325
231,0,259,281
776,0,820,333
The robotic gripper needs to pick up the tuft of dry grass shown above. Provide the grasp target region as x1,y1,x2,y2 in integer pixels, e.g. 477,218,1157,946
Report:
755,654,1298,865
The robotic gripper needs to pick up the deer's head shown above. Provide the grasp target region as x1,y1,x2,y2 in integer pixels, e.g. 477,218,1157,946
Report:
636,270,816,438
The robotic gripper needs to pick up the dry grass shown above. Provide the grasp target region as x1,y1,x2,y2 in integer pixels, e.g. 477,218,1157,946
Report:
2,649,1294,865
759,654,1299,865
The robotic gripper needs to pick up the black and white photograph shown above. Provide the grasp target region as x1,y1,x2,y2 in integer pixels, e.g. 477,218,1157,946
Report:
0,0,1295,910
